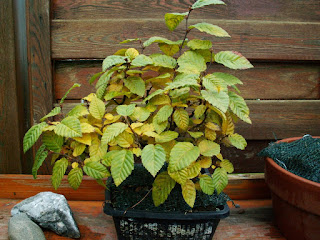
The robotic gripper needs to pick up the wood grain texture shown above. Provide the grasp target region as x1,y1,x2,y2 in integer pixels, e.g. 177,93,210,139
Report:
56,100,320,140
52,0,320,22
54,61,320,100
0,174,269,200
0,0,22,174
238,100,320,140
26,0,53,174
51,19,320,60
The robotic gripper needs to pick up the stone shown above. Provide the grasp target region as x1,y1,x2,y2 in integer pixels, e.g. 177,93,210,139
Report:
11,192,80,238
8,213,46,240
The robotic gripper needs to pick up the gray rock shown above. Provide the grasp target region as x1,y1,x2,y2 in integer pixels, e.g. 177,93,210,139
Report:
8,213,46,240
11,192,80,238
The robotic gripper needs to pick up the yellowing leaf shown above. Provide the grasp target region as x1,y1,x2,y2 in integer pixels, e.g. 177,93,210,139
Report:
149,94,171,106
89,96,105,120
173,108,189,131
182,180,196,208
199,156,212,168
72,142,86,157
125,48,139,60
141,144,166,177
220,159,234,173
198,139,220,157
194,105,207,119
205,127,217,141
214,51,253,70
131,147,142,157
189,23,230,37
152,171,176,207
80,123,95,133
199,175,215,195
89,136,107,159
155,131,179,143
187,39,212,50
114,131,134,148
164,12,188,31
203,74,228,92
222,112,235,135
74,133,92,146
205,122,221,131
188,131,204,138
130,107,151,122
169,142,200,172
228,133,247,150
177,51,206,74
159,43,180,56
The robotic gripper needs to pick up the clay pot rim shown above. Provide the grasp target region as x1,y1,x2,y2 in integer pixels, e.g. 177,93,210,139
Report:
266,136,320,189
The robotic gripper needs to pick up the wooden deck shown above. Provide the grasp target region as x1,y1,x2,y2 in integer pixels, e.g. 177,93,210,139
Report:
0,199,285,240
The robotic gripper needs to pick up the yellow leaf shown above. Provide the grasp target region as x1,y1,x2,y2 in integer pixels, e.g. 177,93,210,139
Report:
72,162,79,169
192,119,203,124
205,127,217,141
80,123,95,133
199,156,212,168
182,180,196,208
74,134,92,146
104,113,114,120
205,122,221,131
131,147,141,157
149,95,171,106
198,139,220,157
216,153,223,160
108,83,123,92
114,131,134,148
104,115,121,125
82,93,97,102
73,142,86,157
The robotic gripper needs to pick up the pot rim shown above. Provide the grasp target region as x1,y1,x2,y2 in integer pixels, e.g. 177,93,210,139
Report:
266,136,320,189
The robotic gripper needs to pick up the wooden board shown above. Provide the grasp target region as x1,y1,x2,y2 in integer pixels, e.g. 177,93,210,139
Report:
0,174,268,201
52,0,320,22
51,19,320,60
54,61,320,100
56,100,320,140
26,0,53,174
0,0,22,174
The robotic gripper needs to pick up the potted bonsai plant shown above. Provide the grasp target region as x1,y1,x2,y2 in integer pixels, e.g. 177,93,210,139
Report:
259,136,320,240
23,0,253,239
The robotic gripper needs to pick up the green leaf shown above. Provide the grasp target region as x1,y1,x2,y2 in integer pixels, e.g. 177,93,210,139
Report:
102,55,126,71
84,161,110,179
155,131,179,143
228,133,247,150
170,87,190,98
42,131,63,153
201,89,229,113
32,144,48,179
165,73,199,90
152,171,176,206
188,131,204,138
192,0,226,9
211,72,243,86
169,142,200,172
23,122,48,153
203,74,228,92
228,91,251,124
159,43,180,56
120,38,140,44
130,107,151,122
143,89,165,103
89,71,103,84
164,12,188,31
150,54,177,69
198,139,220,157
67,105,89,118
89,96,105,120
101,150,119,167
51,158,68,190
199,175,215,195
194,105,207,119
220,159,234,173
68,167,83,190
60,83,81,104
168,162,201,185
40,107,61,122
123,76,145,97
111,150,134,186
54,117,82,138
215,51,254,70
177,51,206,74
173,108,189,131
101,122,128,145
187,39,212,50
143,36,183,47
153,120,168,134
131,54,153,67
189,23,230,37
154,105,173,123
116,104,136,116
182,180,196,208
212,167,228,194
96,70,113,90
141,144,166,177
194,49,214,62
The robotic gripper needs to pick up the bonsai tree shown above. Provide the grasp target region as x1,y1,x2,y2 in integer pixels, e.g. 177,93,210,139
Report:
23,0,252,208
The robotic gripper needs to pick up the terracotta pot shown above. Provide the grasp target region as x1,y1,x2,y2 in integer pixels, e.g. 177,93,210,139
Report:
265,137,320,240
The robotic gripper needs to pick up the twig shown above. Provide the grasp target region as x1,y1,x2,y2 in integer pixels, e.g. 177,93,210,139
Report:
124,116,141,148
179,8,193,56
124,188,152,214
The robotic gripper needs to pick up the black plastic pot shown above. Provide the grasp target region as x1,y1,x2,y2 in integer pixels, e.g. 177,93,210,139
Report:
104,188,229,240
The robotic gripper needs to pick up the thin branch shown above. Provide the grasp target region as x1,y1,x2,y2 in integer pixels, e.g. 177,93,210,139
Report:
178,8,193,56
124,116,141,148
124,188,152,214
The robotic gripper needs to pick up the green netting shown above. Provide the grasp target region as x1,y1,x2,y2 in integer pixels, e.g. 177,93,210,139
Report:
109,165,230,213
258,135,320,183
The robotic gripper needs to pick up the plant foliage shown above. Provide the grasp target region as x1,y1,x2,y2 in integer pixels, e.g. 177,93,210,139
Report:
23,0,252,208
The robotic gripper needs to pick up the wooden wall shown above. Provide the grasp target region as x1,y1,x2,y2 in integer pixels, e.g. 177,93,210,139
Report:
1,0,319,174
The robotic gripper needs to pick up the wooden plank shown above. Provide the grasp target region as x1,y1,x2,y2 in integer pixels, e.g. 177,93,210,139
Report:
0,0,22,174
56,100,320,140
26,0,53,174
54,61,320,100
0,174,269,201
51,19,320,60
52,0,320,22
238,100,320,140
